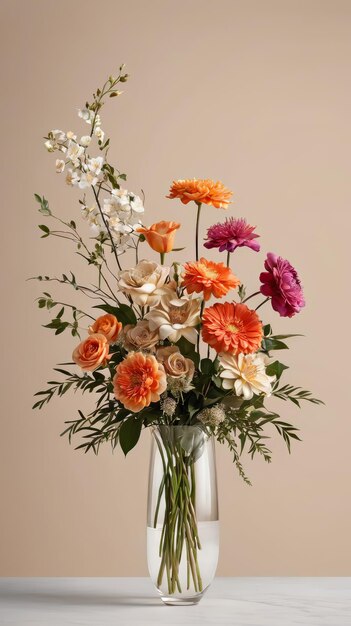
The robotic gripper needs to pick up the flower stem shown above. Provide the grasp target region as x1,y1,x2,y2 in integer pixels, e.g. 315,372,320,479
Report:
195,202,202,261
242,290,261,303
226,250,231,268
255,297,270,311
160,252,165,265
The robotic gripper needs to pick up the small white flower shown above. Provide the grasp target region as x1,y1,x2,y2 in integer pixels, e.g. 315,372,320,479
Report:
94,127,105,143
66,140,84,165
130,194,144,214
87,156,104,175
55,159,65,173
80,135,91,147
66,168,80,186
51,129,66,141
81,205,100,227
78,171,98,189
66,131,77,140
94,114,102,127
44,140,55,152
78,108,92,123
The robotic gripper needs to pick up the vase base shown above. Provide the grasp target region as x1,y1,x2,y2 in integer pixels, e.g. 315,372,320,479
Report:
160,593,203,606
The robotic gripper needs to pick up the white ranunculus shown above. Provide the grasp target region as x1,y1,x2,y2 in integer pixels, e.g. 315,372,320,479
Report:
218,352,276,400
145,293,201,344
117,260,171,307
80,135,91,147
55,159,65,174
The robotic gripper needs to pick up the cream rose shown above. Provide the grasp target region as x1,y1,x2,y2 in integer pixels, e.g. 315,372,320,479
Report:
122,320,159,352
145,293,201,344
156,346,195,381
117,260,171,306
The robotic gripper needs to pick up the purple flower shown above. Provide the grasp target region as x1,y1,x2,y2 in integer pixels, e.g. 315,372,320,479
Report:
260,253,305,318
204,217,260,253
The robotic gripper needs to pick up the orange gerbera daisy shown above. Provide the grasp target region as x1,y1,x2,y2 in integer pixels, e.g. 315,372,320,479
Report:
182,257,240,301
202,302,263,354
167,178,233,209
113,351,167,413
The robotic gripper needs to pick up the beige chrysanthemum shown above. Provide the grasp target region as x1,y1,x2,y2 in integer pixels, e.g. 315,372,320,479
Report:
218,352,275,400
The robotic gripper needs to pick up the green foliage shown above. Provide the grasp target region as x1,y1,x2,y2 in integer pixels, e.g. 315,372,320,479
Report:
34,193,51,216
176,337,200,367
119,416,143,455
94,302,137,326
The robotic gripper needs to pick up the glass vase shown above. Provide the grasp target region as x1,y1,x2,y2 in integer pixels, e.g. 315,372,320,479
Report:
147,425,219,605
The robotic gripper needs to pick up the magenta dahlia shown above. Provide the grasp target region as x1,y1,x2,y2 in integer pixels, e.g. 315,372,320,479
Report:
204,217,260,253
260,253,305,318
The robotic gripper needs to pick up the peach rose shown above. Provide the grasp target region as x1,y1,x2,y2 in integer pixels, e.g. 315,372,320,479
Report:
72,333,111,371
156,346,195,381
122,320,159,352
88,314,122,344
137,221,180,253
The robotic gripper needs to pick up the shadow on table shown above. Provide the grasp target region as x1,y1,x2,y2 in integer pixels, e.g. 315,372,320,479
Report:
0,587,162,608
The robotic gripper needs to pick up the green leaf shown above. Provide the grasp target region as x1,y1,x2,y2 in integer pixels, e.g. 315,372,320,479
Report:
263,324,272,337
34,194,51,216
262,337,289,352
272,334,304,340
266,360,289,379
93,303,137,326
176,336,200,367
39,224,50,236
200,358,214,375
119,416,142,455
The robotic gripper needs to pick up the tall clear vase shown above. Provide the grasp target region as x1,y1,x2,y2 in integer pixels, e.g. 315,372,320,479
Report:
147,425,219,605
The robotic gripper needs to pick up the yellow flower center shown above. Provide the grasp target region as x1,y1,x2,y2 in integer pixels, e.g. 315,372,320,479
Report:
227,324,238,333
200,264,218,280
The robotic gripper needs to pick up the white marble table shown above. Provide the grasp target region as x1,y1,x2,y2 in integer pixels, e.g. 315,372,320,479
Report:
0,577,350,625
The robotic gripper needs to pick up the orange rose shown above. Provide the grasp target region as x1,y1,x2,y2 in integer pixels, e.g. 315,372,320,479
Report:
137,221,180,253
88,313,122,344
72,333,111,371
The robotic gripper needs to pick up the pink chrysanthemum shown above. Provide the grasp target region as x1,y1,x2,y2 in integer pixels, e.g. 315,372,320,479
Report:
204,217,260,253
260,252,305,318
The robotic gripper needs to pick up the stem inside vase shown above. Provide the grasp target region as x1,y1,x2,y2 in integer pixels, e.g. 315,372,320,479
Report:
153,435,203,595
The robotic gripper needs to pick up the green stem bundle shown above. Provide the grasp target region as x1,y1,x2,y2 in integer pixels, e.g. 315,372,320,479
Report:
154,437,203,595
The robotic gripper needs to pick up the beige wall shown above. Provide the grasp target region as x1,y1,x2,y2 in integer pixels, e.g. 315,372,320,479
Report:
1,0,350,576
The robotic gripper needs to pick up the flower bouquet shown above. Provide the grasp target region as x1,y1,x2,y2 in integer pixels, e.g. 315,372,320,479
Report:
33,66,322,605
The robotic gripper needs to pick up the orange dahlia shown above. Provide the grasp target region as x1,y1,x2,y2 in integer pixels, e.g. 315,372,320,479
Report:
167,178,233,209
202,302,263,354
182,257,240,301
113,351,167,413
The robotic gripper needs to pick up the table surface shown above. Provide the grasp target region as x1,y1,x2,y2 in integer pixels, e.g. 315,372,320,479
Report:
0,577,350,626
